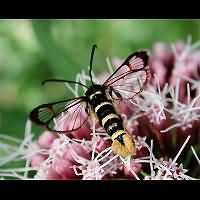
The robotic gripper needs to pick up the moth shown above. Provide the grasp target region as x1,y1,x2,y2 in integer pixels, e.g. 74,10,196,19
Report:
29,45,149,157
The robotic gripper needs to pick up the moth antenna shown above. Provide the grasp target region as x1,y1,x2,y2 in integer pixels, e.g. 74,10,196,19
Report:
89,44,97,85
41,79,89,89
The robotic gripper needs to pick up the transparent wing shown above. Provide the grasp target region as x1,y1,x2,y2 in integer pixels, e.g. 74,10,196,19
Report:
29,97,89,133
104,51,150,100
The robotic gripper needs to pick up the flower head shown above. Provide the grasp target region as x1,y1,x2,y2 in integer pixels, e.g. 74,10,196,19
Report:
1,38,200,180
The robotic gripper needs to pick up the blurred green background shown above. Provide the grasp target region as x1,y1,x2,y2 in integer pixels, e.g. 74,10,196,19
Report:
0,19,200,139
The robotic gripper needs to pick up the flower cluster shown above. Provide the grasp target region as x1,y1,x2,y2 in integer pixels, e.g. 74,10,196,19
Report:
0,37,200,180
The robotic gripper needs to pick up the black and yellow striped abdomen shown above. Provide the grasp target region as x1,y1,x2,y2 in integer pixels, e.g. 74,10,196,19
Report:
86,84,135,157
95,101,124,137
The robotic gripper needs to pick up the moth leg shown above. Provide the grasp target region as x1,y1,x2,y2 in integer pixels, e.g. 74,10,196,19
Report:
85,103,90,114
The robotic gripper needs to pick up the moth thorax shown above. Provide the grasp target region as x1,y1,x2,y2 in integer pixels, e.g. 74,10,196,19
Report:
89,92,107,108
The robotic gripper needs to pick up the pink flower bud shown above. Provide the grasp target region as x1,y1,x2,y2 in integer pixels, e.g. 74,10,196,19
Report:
52,158,77,179
95,138,111,153
63,143,91,163
117,101,134,118
71,125,91,140
150,60,167,87
31,154,46,168
153,42,173,64
136,147,149,158
175,41,186,55
38,131,57,149
47,167,62,180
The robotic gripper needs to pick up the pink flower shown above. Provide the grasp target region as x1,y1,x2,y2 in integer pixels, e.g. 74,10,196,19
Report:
2,38,200,180
33,136,92,180
30,39,200,180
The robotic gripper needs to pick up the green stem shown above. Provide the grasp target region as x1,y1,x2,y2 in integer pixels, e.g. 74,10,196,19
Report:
140,170,149,177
